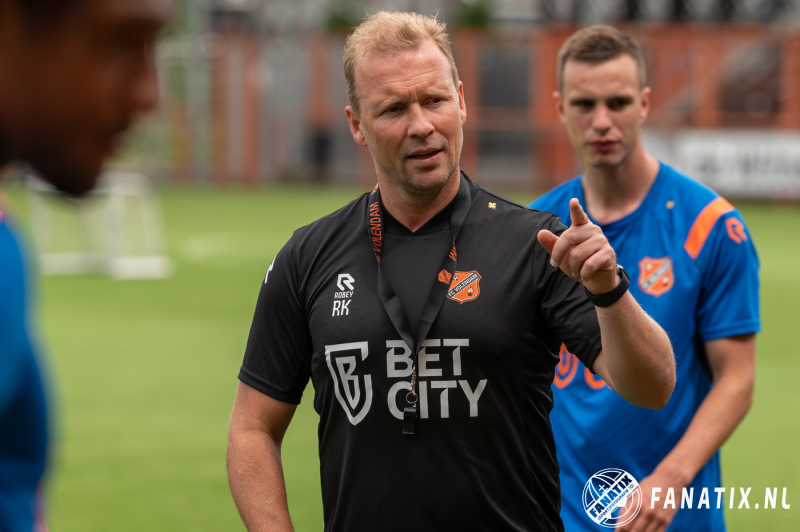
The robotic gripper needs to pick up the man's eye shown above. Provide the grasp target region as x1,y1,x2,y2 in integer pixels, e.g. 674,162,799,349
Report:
575,101,593,110
608,99,629,110
430,98,442,104
386,106,401,113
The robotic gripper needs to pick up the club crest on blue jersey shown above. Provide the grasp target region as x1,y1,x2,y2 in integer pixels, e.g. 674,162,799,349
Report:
446,271,481,304
637,256,674,297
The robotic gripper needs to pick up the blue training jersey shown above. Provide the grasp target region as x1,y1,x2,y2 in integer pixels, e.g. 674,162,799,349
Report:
0,206,48,531
531,163,760,531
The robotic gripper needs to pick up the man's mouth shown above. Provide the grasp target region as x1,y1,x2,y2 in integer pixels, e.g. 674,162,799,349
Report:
590,140,616,152
408,149,442,161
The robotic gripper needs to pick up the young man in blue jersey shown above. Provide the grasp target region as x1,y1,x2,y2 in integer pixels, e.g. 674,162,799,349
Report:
0,1,168,529
531,26,760,532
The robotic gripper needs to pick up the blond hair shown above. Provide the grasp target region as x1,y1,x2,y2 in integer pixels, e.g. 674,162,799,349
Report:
343,11,459,114
558,25,646,91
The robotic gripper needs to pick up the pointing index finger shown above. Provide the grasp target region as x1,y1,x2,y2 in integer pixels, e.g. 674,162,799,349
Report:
569,198,591,227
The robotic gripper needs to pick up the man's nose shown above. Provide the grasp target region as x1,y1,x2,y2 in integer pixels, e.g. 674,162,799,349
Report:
407,104,434,138
592,105,612,133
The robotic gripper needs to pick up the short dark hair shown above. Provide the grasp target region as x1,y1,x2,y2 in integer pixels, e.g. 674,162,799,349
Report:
557,25,646,91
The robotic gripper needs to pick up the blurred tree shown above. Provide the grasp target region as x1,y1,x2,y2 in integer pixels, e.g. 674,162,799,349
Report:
670,0,689,22
539,0,555,21
718,0,735,21
326,1,365,32
451,0,493,28
623,0,641,21
762,0,792,21
163,0,190,37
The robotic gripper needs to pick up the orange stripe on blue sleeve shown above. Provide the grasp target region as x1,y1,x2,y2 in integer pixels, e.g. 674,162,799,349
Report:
683,197,735,259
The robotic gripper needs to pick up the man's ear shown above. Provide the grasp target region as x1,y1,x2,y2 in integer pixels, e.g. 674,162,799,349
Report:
553,90,566,125
345,106,368,147
640,86,651,124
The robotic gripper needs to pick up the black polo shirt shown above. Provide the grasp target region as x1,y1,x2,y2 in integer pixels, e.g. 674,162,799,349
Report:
239,174,602,532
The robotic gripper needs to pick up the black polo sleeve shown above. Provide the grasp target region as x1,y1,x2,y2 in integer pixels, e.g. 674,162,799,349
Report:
532,214,603,372
238,236,312,404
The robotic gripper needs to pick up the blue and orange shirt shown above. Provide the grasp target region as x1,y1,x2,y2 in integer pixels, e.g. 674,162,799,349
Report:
531,162,760,531
0,205,48,532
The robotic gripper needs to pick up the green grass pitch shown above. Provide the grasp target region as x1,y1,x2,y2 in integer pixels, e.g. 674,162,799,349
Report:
1,183,798,531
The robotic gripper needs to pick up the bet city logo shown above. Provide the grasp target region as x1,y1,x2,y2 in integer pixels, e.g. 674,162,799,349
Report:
583,469,792,528
324,339,488,426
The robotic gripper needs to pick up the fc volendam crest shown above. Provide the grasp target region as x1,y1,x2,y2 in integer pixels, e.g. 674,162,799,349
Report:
446,271,481,304
638,256,674,297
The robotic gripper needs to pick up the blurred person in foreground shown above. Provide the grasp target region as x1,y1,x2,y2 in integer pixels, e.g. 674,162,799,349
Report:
0,0,168,529
227,12,676,532
531,26,760,532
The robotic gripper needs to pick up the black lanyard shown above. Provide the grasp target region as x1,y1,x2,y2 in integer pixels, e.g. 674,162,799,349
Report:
366,172,472,434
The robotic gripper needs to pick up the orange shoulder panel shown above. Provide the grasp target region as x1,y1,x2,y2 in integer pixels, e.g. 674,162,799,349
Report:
683,197,735,259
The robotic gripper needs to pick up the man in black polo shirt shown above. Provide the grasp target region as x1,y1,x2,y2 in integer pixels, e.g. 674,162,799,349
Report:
227,11,675,532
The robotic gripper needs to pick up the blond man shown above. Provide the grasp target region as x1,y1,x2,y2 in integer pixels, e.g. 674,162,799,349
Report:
227,13,675,532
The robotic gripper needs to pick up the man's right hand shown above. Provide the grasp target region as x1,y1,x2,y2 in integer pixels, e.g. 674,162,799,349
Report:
537,198,620,295
539,200,675,410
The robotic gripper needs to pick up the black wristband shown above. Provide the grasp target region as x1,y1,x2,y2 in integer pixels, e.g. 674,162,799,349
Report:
584,266,630,307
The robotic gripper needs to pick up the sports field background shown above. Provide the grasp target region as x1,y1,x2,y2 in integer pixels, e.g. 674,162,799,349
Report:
2,183,798,531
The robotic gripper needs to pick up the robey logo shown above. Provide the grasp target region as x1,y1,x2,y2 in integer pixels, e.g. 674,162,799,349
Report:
337,273,355,291
325,339,488,426
333,273,355,316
